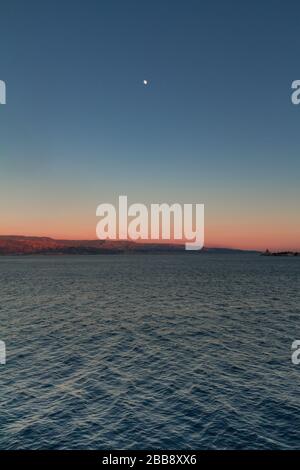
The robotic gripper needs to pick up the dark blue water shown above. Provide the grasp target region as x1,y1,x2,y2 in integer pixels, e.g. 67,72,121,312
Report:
1,254,300,449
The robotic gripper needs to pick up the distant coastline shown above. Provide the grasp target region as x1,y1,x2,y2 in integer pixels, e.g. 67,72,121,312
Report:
0,236,259,256
262,249,299,257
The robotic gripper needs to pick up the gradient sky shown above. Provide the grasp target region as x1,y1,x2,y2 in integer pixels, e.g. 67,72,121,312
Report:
0,0,300,250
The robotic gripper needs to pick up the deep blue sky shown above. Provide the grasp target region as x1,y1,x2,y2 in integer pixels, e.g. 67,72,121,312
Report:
0,0,299,249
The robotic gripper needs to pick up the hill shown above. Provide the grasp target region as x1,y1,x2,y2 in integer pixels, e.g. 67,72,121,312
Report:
0,236,257,255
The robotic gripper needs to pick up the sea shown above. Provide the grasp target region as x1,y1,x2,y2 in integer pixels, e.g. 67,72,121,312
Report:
0,253,300,449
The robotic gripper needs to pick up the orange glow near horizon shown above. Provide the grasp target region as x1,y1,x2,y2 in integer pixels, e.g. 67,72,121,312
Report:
1,217,299,252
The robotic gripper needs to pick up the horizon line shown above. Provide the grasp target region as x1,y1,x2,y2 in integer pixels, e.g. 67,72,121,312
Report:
1,234,299,253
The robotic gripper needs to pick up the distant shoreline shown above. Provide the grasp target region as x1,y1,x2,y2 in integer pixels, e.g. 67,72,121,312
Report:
0,235,259,256
261,250,299,257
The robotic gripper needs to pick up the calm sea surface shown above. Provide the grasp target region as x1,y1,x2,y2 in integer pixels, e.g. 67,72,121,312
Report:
0,254,300,449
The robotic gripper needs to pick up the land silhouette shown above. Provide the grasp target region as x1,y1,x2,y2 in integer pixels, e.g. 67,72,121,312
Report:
0,236,257,255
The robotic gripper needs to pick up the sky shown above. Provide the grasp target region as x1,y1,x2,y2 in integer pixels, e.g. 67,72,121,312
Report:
0,0,299,250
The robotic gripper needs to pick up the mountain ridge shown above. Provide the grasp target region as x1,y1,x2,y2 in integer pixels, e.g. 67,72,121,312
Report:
0,236,258,255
